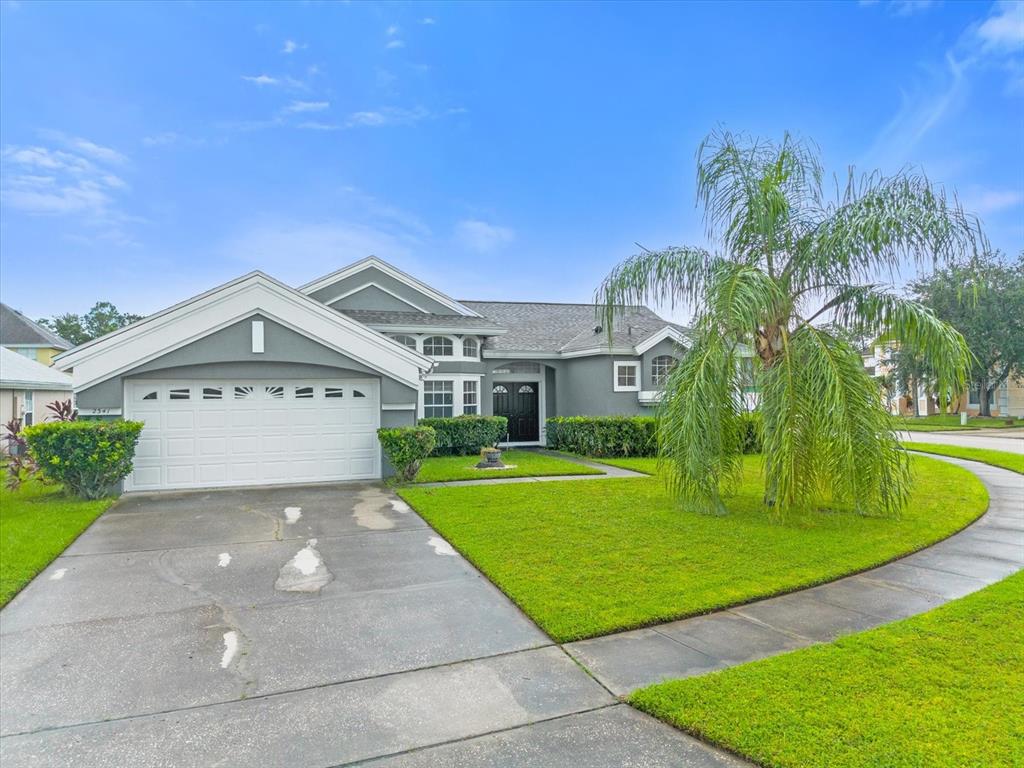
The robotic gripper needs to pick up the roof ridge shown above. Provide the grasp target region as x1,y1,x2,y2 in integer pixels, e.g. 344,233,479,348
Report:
461,299,653,309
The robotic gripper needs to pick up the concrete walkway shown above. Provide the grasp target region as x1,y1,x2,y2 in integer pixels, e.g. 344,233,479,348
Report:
902,429,1024,450
564,454,1023,695
414,451,646,488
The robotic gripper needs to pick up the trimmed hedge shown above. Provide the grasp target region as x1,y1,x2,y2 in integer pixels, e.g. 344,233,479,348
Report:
23,420,144,499
419,415,508,455
378,426,436,482
546,416,657,457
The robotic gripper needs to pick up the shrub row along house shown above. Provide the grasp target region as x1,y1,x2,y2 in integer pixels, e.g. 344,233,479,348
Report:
52,257,690,491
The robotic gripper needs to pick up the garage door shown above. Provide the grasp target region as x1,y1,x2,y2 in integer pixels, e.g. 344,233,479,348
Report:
124,379,380,491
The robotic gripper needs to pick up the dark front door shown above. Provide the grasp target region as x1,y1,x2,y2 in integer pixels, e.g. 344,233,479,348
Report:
493,382,539,442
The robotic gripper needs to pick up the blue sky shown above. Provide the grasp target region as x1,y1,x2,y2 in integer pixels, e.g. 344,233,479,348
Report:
1,0,1022,323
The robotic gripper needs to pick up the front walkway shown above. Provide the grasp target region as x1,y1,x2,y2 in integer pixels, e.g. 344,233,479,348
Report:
902,429,1024,449
564,454,1023,695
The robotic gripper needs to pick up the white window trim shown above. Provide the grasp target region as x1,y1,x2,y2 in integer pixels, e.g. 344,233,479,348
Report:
418,373,484,418
613,361,640,392
394,334,482,362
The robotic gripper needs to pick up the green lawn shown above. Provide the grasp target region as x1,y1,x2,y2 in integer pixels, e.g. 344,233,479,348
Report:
630,572,1024,768
413,449,603,483
398,455,987,641
0,478,113,607
897,414,1022,432
904,442,1024,475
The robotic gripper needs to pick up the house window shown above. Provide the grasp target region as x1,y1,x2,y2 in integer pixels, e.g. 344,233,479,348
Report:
424,380,454,417
463,338,479,358
423,336,453,356
968,383,995,406
518,384,535,394
295,386,314,399
651,355,678,386
169,388,191,400
392,334,417,350
202,387,223,400
492,362,540,374
265,386,284,400
463,380,478,414
493,384,508,394
353,389,366,398
325,387,344,398
23,390,34,426
614,361,640,392
140,390,159,401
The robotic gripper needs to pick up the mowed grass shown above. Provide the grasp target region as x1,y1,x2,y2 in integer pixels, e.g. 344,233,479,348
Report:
413,449,602,483
0,478,113,606
630,572,1024,768
398,455,987,641
897,414,1022,432
905,442,1024,474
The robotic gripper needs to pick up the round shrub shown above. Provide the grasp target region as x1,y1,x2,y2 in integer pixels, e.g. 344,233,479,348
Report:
378,426,436,482
738,411,763,454
23,419,145,499
418,415,508,455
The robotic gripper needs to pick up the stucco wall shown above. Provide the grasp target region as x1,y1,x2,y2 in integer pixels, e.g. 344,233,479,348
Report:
560,355,647,416
308,266,453,315
640,338,685,390
75,314,418,410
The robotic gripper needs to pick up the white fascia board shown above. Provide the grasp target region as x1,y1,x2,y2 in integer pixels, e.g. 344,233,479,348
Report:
481,350,561,360
59,274,431,391
368,324,508,336
298,256,483,318
1,380,73,390
638,390,664,404
633,326,690,355
560,346,636,359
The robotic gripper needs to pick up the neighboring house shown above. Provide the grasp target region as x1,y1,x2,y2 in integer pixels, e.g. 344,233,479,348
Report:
0,346,74,446
0,302,72,365
862,342,1024,418
53,256,690,492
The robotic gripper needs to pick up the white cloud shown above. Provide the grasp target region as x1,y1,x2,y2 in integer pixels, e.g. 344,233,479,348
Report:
284,100,329,113
386,39,405,50
345,106,430,128
976,1,1024,52
961,186,1024,216
386,25,400,36
1,138,137,244
242,74,279,86
281,39,306,54
142,131,179,147
454,220,515,253
297,121,341,131
420,17,436,25
891,0,934,16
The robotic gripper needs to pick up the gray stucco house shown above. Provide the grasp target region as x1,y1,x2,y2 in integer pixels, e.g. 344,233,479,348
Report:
54,257,687,491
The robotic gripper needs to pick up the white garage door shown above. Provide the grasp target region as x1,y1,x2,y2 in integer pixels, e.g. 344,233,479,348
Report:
124,379,380,491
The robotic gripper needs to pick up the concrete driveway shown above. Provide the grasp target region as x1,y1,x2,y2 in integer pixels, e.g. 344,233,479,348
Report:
0,483,743,767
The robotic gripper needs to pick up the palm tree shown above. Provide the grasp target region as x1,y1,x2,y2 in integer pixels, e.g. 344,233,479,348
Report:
597,130,980,517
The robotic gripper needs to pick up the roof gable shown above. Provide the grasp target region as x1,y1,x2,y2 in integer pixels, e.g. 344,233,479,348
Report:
300,257,482,318
55,272,431,391
0,303,71,350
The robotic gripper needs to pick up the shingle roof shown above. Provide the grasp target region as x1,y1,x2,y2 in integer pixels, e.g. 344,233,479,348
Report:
460,301,682,353
338,309,506,330
0,346,73,390
0,303,72,349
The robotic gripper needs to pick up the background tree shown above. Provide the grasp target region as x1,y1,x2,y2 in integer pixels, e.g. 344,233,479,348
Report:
598,129,979,517
38,302,143,346
908,251,1024,417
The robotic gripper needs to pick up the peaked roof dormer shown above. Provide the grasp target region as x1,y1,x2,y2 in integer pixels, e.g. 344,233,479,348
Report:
299,256,483,318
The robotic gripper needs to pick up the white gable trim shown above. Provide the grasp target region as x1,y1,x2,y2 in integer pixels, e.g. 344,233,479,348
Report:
634,326,690,355
299,256,482,318
322,281,431,313
55,273,431,391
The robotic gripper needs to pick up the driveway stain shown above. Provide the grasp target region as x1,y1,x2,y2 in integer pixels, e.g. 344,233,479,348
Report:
352,487,397,530
275,538,333,592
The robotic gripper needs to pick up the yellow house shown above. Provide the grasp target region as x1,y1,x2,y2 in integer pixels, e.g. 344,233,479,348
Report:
0,302,71,365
